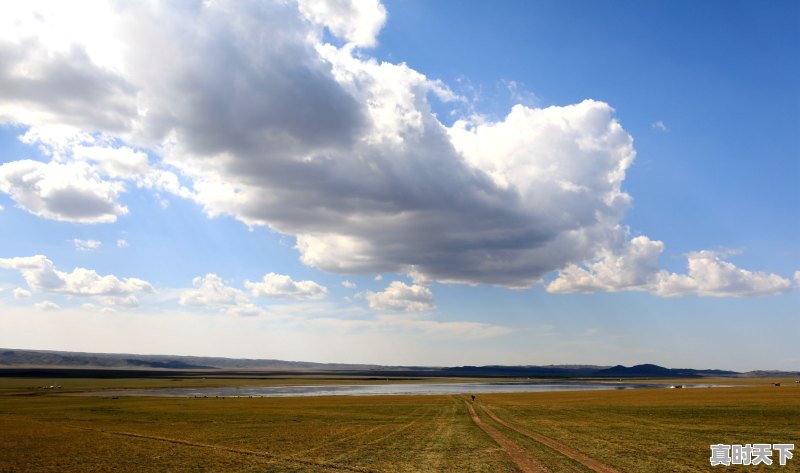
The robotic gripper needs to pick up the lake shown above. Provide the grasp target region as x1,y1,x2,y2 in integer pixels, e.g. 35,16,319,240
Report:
79,381,727,398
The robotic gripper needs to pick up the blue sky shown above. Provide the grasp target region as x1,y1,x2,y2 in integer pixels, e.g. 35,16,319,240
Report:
0,0,797,370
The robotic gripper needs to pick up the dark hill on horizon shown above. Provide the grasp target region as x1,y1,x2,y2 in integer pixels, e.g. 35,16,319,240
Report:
1,348,793,378
590,364,739,378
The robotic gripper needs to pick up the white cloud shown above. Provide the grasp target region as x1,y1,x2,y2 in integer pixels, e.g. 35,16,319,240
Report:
341,280,356,289
652,251,791,297
35,300,60,311
374,274,383,281
116,239,128,248
180,273,248,307
8,126,188,223
365,281,434,312
134,169,194,201
0,35,135,132
0,255,152,306
0,159,127,223
225,303,266,317
179,272,326,315
548,237,792,298
547,235,664,293
73,238,102,252
0,0,782,298
651,120,668,132
70,145,149,179
0,1,642,288
13,287,31,299
297,0,387,48
246,273,327,300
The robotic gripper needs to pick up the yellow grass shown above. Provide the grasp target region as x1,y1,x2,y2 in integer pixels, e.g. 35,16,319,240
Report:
0,377,797,472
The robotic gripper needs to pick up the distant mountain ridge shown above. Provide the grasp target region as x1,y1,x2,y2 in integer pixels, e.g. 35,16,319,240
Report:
0,348,384,371
1,348,796,378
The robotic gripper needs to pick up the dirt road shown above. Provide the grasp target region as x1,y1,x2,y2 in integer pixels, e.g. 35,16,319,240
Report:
478,404,621,473
463,400,551,473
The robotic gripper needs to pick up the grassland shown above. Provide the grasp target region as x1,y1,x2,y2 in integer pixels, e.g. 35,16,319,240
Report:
0,376,798,472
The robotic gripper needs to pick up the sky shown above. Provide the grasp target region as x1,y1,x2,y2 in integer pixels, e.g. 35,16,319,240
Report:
0,0,797,371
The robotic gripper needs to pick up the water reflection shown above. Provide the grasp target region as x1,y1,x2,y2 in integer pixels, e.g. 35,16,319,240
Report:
90,381,727,398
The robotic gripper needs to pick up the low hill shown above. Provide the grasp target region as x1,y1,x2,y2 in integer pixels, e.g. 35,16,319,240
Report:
591,364,739,378
0,348,384,371
2,348,795,378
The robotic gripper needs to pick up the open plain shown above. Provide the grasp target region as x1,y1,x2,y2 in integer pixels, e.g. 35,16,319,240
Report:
1,375,798,472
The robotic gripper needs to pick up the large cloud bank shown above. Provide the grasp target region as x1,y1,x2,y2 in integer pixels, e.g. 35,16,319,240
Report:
0,0,791,296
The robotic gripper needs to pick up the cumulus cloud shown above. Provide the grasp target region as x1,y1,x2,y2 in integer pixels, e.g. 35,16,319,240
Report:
13,287,31,298
297,0,386,47
0,39,136,132
180,273,248,307
1,125,194,225
548,239,792,297
179,272,324,314
35,300,60,311
70,145,149,179
0,0,787,297
0,255,152,306
365,281,434,312
652,251,791,297
341,280,356,289
73,238,102,251
0,159,128,223
246,273,327,300
547,235,664,294
116,239,128,248
0,0,643,288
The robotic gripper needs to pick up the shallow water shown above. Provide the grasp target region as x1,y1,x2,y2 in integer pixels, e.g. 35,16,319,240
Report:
80,381,726,398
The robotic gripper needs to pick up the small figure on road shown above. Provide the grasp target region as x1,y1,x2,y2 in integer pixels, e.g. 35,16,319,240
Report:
471,395,476,402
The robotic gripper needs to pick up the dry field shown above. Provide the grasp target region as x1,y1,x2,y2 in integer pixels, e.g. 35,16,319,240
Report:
0,377,797,472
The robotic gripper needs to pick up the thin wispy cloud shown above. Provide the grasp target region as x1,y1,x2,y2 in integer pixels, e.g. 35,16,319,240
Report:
651,120,668,132
73,239,102,252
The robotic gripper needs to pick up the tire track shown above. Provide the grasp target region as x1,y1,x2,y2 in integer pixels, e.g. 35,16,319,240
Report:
479,405,621,473
0,413,379,473
100,429,380,473
417,398,457,472
329,403,436,464
301,404,429,456
463,400,551,473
